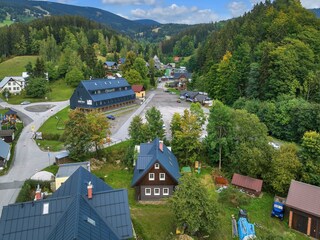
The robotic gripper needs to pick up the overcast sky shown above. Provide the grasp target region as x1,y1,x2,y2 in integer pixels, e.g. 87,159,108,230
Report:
39,0,320,24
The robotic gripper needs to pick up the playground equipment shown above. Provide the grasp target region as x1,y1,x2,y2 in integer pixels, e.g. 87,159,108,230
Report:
271,196,286,221
237,209,256,240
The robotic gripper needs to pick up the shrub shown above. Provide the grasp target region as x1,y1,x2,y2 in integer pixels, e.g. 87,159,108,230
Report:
218,186,251,207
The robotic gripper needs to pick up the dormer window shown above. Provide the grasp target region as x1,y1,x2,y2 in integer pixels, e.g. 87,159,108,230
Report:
149,173,155,181
155,163,160,169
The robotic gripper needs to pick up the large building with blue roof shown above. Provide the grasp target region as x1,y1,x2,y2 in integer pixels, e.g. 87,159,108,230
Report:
0,167,133,240
131,138,180,201
70,78,136,110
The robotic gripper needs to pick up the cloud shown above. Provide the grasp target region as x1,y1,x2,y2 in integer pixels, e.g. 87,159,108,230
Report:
131,4,220,24
228,1,248,17
300,0,320,9
250,0,265,5
101,0,155,5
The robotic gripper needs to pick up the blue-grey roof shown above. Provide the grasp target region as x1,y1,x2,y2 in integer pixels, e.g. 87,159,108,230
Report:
5,109,17,116
0,167,133,240
55,151,69,160
0,139,10,159
0,77,25,88
56,161,89,178
81,78,131,91
131,138,180,186
91,90,135,102
104,61,117,67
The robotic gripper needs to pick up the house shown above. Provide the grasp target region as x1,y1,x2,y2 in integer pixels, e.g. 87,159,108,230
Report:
4,109,17,121
0,167,133,240
54,150,70,164
104,61,118,70
231,173,263,196
0,76,26,94
132,85,146,98
180,91,199,102
0,130,14,143
286,180,320,239
131,138,180,201
173,72,192,82
55,161,90,189
0,139,10,170
69,78,136,111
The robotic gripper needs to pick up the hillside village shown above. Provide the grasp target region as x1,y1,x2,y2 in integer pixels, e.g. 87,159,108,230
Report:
0,0,320,239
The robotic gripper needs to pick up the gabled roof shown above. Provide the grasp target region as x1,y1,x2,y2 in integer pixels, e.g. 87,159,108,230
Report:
131,138,180,186
56,161,90,178
180,91,199,99
132,85,145,92
0,77,25,88
173,72,191,79
81,78,131,91
5,109,17,116
231,173,263,193
0,139,10,159
0,167,133,240
286,180,320,217
104,61,118,67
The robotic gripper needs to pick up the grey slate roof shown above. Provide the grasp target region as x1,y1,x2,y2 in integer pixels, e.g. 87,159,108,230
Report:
0,167,133,240
56,161,89,178
104,61,117,67
0,139,10,159
131,138,180,186
0,77,25,88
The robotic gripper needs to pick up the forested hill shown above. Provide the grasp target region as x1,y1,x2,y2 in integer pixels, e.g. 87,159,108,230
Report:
0,0,192,40
310,8,320,18
190,0,320,105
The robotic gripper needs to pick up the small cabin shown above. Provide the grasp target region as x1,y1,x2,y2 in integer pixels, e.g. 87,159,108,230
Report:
231,173,263,196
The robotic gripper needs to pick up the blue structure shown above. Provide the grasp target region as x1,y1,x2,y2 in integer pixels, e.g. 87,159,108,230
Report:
0,167,133,240
271,201,285,220
238,217,256,240
70,78,136,110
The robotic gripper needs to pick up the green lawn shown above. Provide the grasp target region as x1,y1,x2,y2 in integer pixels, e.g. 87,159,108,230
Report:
0,19,13,27
0,56,38,79
7,79,74,104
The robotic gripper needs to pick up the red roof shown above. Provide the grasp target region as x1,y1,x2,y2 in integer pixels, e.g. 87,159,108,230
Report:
132,85,145,92
286,180,320,217
231,173,263,193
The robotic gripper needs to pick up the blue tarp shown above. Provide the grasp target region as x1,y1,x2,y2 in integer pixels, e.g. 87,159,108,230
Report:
238,217,256,240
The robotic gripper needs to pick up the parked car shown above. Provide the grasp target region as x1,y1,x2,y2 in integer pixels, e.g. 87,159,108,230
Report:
186,98,194,102
20,101,31,105
107,115,115,120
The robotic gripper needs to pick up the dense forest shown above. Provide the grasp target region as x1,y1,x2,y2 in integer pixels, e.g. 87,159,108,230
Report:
190,0,320,104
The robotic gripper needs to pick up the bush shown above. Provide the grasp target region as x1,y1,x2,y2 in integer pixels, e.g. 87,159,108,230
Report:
42,132,62,141
218,186,251,207
16,179,52,203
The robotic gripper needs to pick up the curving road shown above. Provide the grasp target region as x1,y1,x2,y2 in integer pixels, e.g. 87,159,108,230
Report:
0,100,69,215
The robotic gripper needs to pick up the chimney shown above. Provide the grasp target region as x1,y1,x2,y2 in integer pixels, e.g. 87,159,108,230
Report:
87,181,93,199
34,184,42,201
159,140,163,152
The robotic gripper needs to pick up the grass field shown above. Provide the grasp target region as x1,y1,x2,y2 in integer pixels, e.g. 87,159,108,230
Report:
0,56,38,79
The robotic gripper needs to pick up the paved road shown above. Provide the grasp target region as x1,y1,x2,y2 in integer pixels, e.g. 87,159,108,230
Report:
0,100,69,214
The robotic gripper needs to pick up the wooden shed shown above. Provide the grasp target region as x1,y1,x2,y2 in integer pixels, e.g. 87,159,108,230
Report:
286,180,320,239
0,130,14,143
231,173,263,196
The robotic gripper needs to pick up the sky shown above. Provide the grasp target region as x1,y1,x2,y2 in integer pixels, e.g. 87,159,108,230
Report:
39,0,320,24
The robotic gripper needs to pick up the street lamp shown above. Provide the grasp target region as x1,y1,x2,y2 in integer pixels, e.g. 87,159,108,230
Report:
47,147,50,166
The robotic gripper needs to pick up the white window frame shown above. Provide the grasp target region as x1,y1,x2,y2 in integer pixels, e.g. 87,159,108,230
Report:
163,188,169,196
154,188,160,195
155,163,160,169
145,188,151,196
160,173,165,181
149,173,155,181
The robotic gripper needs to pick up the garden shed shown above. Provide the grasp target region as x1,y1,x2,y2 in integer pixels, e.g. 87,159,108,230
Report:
231,173,263,196
286,180,320,239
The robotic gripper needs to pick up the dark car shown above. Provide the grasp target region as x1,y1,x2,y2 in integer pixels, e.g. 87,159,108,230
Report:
107,115,115,120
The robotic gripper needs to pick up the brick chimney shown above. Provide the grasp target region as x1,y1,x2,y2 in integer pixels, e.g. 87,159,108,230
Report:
159,140,163,152
34,184,42,201
87,181,93,199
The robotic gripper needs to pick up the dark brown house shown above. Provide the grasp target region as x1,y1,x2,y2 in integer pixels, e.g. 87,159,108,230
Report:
0,130,14,143
131,138,180,201
286,180,320,239
231,173,263,196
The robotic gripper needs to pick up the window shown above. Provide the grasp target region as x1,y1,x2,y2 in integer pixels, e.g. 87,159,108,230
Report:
149,173,155,181
163,188,169,195
145,188,151,195
154,188,160,195
17,87,20,90
8,82,11,86
160,173,165,181
13,87,16,90
155,163,160,169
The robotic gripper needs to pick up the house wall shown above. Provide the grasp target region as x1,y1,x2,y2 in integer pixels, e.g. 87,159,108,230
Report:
135,162,177,201
135,91,145,98
289,208,320,239
2,79,24,94
55,177,69,190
